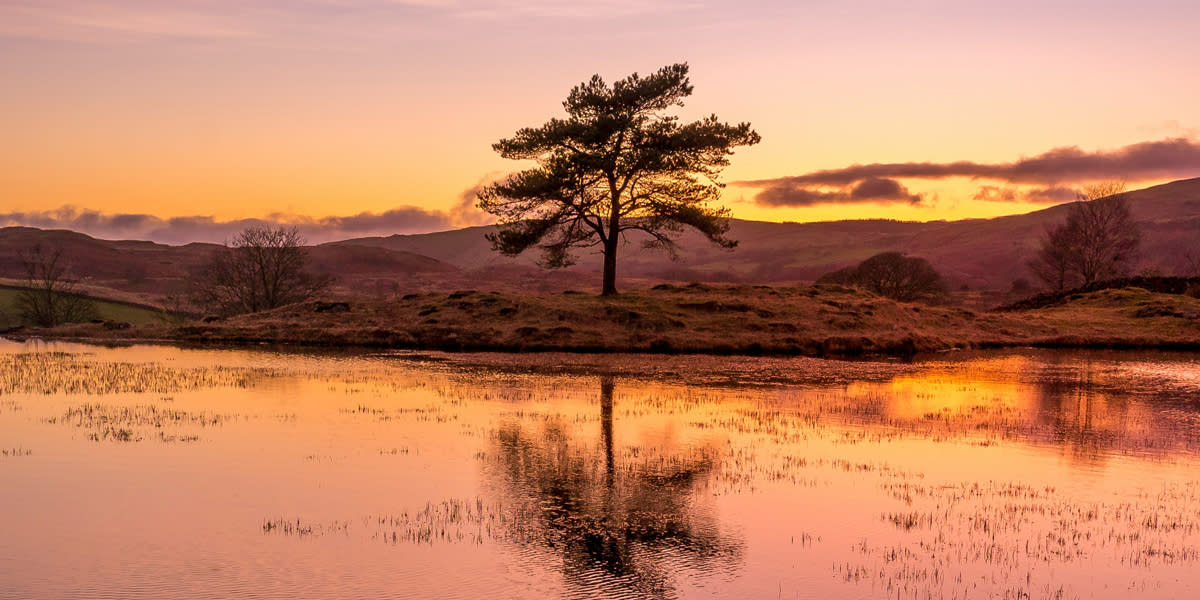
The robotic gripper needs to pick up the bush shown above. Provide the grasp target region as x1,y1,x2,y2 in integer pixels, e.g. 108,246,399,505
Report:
817,252,945,302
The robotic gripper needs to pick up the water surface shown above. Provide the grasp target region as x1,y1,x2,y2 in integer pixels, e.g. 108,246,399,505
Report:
2,341,1199,599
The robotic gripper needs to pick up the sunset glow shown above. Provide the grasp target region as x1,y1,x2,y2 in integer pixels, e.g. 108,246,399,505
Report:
2,1,1199,241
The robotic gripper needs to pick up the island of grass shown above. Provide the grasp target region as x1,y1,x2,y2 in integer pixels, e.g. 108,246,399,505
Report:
15,281,1200,356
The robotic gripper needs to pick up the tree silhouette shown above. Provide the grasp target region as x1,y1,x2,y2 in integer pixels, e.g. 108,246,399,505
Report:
477,63,760,296
486,377,740,597
15,244,98,327
817,251,946,302
1029,182,1140,290
191,226,331,316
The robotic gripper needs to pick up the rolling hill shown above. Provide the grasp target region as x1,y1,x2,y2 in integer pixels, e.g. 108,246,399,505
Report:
0,227,464,305
331,177,1200,290
0,178,1196,305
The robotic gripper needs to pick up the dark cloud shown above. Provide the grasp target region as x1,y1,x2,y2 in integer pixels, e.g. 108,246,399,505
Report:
744,138,1200,188
743,137,1200,208
755,177,925,207
0,181,499,244
849,178,923,203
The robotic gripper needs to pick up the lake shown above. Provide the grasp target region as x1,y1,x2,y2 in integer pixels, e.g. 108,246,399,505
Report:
1,340,1199,599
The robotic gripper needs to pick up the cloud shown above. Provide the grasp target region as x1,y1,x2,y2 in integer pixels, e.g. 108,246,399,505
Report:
849,177,922,203
971,185,1018,203
0,1,262,43
756,177,925,207
0,0,700,44
743,137,1200,209
972,185,1080,204
1022,186,1079,204
0,183,497,244
744,138,1200,188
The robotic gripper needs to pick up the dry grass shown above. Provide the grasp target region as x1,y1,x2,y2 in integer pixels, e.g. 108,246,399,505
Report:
22,284,1200,356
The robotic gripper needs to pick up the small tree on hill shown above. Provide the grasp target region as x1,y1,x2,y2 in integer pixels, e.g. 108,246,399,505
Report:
191,226,330,316
817,252,946,302
1029,182,1140,290
1028,223,1081,292
477,63,760,296
15,244,98,327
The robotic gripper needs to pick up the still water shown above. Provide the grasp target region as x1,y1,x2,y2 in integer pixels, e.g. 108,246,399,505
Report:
1,340,1199,599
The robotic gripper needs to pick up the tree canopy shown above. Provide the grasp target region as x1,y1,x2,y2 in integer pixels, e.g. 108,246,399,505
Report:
1029,182,1140,291
191,226,330,316
477,63,760,295
818,252,946,302
15,244,98,327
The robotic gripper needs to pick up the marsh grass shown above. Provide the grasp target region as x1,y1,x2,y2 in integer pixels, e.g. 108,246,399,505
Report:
55,403,233,443
0,351,272,395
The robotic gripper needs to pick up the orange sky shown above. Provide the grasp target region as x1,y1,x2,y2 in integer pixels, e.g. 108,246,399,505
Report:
2,1,1199,240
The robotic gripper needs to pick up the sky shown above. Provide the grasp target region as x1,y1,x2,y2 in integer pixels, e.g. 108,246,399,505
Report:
2,0,1199,243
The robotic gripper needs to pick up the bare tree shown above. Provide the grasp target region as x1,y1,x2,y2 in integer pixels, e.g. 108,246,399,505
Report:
1028,223,1081,292
15,244,98,327
1177,223,1200,277
191,226,331,316
1029,182,1140,289
1069,183,1140,284
817,252,946,302
1182,247,1200,278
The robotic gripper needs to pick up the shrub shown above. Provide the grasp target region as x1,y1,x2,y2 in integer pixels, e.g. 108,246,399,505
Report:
817,252,945,302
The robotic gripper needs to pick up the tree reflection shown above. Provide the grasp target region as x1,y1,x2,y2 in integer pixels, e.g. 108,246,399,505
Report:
487,376,740,598
1035,359,1112,462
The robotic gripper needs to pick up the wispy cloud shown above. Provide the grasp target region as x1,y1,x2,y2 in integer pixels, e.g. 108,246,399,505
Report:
972,185,1079,204
742,137,1200,208
0,2,263,43
0,0,700,44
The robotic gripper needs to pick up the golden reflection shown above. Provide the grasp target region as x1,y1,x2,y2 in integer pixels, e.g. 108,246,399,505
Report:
483,376,740,598
4,343,1200,600
864,356,1038,421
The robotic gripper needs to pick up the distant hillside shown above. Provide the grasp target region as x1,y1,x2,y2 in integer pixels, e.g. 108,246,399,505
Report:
0,227,462,304
1,178,1197,301
333,177,1200,290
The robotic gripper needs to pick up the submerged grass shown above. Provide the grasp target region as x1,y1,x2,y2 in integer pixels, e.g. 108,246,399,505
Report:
7,343,1200,599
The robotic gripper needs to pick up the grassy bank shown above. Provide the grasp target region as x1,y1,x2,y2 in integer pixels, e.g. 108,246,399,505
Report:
0,287,169,330
15,284,1200,356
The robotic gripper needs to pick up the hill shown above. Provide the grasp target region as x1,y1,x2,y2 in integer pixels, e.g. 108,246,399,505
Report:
0,178,1196,302
332,177,1200,291
0,227,463,304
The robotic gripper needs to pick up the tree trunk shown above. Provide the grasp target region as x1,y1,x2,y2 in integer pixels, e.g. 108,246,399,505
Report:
601,241,618,296
601,217,619,296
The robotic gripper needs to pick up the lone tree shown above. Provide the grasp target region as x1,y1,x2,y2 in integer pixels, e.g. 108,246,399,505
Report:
1028,223,1080,292
817,252,946,302
1029,182,1140,290
477,63,760,295
14,244,98,327
191,226,330,316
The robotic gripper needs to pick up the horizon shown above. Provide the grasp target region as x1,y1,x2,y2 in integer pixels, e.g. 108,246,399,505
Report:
3,175,1196,246
3,1,1200,243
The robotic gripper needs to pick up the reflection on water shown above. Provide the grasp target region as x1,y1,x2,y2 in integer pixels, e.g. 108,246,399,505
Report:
1,341,1199,599
485,377,739,598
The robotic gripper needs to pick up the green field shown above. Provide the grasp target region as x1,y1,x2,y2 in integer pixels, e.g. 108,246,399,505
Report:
0,288,166,329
